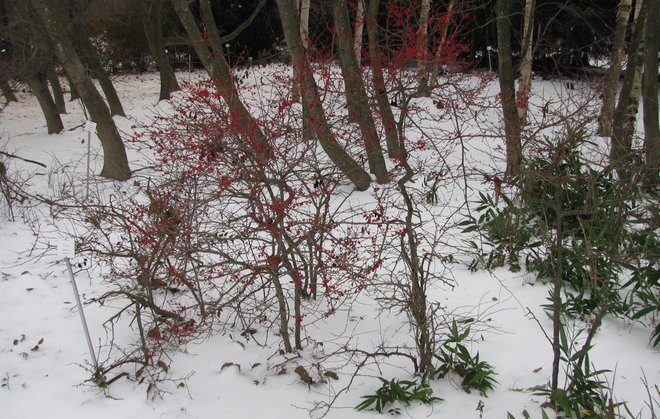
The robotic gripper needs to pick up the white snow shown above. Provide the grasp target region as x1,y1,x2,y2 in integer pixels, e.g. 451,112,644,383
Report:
0,69,657,419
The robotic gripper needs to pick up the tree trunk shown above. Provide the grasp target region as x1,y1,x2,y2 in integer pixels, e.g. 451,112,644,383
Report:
416,0,432,96
30,0,131,181
171,0,270,159
276,0,372,191
621,0,645,148
331,0,390,184
0,78,17,103
354,0,366,63
598,0,632,136
428,0,457,92
298,0,311,49
64,72,80,101
642,0,659,189
139,0,180,101
367,0,405,162
516,0,535,124
611,0,646,167
46,63,66,114
25,72,63,134
496,0,522,177
72,24,126,117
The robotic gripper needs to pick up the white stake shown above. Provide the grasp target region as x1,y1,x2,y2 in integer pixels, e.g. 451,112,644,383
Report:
59,239,99,373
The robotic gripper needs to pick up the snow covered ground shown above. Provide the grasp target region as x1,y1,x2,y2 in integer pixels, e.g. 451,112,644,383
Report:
0,69,657,418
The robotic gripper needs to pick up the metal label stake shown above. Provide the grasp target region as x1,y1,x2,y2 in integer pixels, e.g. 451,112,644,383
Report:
58,239,99,373
83,120,96,199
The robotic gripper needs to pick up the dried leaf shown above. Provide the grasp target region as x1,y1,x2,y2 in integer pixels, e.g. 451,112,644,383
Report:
221,362,241,372
294,366,313,384
532,367,542,373
156,360,169,373
30,345,39,352
37,338,44,345
323,371,339,380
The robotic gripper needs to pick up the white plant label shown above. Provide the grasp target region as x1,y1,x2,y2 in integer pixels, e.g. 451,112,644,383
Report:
57,238,76,259
83,120,97,133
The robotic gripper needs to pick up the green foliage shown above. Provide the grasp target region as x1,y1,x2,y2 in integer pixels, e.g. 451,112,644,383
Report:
356,373,441,415
434,320,498,394
461,192,538,273
463,137,660,338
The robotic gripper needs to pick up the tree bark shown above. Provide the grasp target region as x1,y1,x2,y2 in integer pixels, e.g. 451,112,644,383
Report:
46,62,66,114
71,23,126,117
331,0,390,184
354,0,366,63
25,72,63,134
416,0,432,96
642,0,659,188
276,0,372,191
0,78,17,103
367,0,405,162
516,0,535,124
621,0,645,148
496,0,522,177
298,0,311,49
171,0,270,159
598,0,632,137
30,0,131,181
428,0,457,93
139,0,180,101
64,72,80,101
611,0,646,168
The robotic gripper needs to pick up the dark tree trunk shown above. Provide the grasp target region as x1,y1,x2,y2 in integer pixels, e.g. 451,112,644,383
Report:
331,0,389,184
367,0,405,162
496,0,522,177
642,0,659,189
72,23,126,117
139,0,179,101
25,72,63,134
47,63,66,114
30,0,131,181
64,72,80,101
0,78,17,103
276,0,372,191
170,0,270,159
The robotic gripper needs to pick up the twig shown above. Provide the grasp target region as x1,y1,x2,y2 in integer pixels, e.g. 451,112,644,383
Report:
0,150,47,168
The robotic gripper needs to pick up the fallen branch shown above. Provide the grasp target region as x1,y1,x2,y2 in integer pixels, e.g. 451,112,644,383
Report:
0,150,47,168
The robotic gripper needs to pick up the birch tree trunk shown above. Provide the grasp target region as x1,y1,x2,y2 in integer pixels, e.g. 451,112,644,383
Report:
354,0,366,62
276,0,372,191
598,0,632,136
29,0,131,181
516,0,535,124
642,0,659,188
611,0,646,168
332,0,390,183
299,0,311,48
621,0,645,147
416,0,432,96
496,0,522,177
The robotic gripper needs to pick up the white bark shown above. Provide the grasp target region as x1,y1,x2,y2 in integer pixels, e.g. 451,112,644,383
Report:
354,0,365,62
516,0,535,124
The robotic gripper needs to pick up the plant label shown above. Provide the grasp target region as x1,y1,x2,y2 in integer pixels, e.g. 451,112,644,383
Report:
57,238,76,259
83,121,97,133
